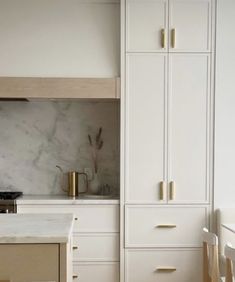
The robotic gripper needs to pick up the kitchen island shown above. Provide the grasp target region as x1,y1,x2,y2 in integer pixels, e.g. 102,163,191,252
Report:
0,213,74,282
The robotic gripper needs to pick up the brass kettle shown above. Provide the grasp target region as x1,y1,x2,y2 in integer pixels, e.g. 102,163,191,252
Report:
56,166,88,197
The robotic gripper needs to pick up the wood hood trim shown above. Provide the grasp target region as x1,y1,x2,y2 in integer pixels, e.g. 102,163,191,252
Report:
0,77,120,100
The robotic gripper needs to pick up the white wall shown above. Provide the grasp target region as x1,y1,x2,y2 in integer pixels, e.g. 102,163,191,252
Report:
214,0,235,207
0,0,120,77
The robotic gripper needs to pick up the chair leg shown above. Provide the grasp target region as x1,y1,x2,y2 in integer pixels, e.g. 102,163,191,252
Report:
225,258,233,282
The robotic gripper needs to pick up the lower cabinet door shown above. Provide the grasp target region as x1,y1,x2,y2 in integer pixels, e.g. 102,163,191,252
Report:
73,262,119,282
125,249,202,282
0,244,59,282
73,233,119,262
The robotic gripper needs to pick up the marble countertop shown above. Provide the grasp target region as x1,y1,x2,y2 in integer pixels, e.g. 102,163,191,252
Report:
0,213,74,244
16,194,120,205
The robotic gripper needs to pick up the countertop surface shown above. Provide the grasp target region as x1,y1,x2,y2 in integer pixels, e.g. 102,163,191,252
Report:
16,194,120,205
0,213,74,244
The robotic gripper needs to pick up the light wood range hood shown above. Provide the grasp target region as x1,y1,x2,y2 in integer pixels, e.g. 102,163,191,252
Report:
0,77,120,100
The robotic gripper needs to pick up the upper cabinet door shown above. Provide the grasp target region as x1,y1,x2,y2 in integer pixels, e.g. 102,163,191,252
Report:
126,0,168,52
126,54,167,203
169,0,212,52
168,54,211,204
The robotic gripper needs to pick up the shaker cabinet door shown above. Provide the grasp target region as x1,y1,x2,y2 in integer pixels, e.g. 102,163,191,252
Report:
169,0,212,52
126,0,168,52
126,54,167,203
168,54,211,204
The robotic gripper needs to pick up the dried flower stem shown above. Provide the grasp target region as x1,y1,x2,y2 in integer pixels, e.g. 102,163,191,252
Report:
88,127,104,173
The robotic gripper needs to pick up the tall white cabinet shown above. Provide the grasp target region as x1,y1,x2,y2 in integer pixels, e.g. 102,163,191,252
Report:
121,0,215,281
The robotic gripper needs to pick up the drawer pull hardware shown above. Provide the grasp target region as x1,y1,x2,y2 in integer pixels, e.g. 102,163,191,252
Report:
74,217,78,221
156,224,177,228
159,181,166,200
73,274,78,279
161,29,166,48
171,28,176,48
169,181,175,200
73,246,78,250
156,267,177,272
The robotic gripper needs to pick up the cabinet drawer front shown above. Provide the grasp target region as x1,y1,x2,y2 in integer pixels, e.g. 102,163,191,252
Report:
125,249,202,282
73,262,119,282
73,233,119,262
125,206,208,247
18,204,119,233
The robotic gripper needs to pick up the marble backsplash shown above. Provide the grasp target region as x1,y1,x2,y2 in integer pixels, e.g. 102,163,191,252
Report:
0,101,120,195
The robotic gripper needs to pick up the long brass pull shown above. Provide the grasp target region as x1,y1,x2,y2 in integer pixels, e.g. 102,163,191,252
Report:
156,267,177,272
171,29,176,48
169,181,175,200
159,181,165,200
161,29,166,49
156,224,177,228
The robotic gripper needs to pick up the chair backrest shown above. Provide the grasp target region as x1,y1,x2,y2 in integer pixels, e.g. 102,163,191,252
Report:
224,243,235,282
203,227,220,282
217,209,235,256
217,209,235,275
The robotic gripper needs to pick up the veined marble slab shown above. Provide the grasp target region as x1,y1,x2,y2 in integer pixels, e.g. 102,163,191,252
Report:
0,214,74,244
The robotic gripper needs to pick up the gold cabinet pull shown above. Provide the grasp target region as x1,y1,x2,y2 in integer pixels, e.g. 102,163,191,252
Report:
156,267,177,272
171,28,176,48
156,224,177,228
169,181,175,200
161,29,166,49
159,181,166,200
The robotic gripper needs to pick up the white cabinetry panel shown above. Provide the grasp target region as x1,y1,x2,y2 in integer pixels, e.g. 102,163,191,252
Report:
169,0,212,52
126,0,168,52
73,233,119,262
125,205,208,247
73,262,119,282
18,204,119,233
126,53,167,203
168,54,210,204
125,249,202,282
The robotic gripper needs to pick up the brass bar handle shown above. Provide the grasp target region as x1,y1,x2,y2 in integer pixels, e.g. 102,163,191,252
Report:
156,224,177,228
171,28,176,48
159,181,166,200
73,274,78,279
156,267,177,272
73,246,78,250
169,181,175,200
161,29,166,49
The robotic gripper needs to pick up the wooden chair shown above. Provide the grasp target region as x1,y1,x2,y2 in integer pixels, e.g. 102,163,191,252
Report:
224,243,235,282
203,227,221,282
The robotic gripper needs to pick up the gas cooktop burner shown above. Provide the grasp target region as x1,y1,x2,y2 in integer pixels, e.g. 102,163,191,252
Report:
0,192,23,200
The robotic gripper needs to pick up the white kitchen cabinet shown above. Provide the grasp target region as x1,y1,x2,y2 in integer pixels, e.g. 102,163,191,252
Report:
169,0,212,52
126,0,212,52
126,53,167,203
126,0,168,52
17,200,120,282
125,205,208,248
125,249,202,282
122,0,215,281
168,54,211,204
73,233,119,262
126,53,211,204
73,262,119,282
